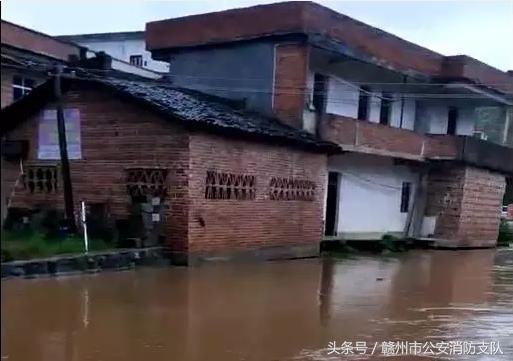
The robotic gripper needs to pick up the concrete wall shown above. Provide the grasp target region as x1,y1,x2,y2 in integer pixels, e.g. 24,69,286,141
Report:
168,41,275,116
75,39,169,73
415,101,475,135
325,76,359,118
320,74,416,131
328,153,419,237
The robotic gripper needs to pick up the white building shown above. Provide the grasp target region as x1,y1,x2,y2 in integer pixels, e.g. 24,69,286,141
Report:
58,31,169,73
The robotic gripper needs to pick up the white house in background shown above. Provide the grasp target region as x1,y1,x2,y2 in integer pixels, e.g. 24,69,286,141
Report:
57,31,169,73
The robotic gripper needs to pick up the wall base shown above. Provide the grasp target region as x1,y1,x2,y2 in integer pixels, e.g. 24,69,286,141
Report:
169,244,320,266
421,238,497,249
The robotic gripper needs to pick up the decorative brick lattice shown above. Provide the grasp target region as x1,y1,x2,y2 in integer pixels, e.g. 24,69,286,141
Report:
126,168,168,198
24,165,59,194
269,177,315,201
204,171,256,200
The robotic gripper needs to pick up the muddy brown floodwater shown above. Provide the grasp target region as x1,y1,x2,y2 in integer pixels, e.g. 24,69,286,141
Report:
2,249,513,361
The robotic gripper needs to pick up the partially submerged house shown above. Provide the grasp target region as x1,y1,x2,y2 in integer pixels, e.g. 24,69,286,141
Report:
146,1,513,247
1,70,336,264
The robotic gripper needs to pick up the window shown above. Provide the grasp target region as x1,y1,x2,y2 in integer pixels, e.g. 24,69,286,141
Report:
12,75,34,101
447,107,458,135
126,168,168,199
400,182,411,213
357,86,370,120
312,73,327,113
24,165,58,194
379,92,393,125
205,171,256,200
129,55,143,67
269,177,315,201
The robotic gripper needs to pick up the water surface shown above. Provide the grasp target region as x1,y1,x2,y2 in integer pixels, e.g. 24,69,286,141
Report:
2,249,512,360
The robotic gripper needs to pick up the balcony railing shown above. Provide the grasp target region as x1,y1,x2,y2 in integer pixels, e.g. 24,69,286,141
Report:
319,113,513,174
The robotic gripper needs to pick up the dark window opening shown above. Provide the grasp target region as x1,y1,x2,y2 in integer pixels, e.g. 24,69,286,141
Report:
400,182,411,213
24,165,58,194
447,107,458,135
269,177,315,201
312,73,327,113
129,55,143,67
205,171,256,200
357,86,370,120
126,168,168,200
379,92,393,125
324,172,339,236
12,75,34,101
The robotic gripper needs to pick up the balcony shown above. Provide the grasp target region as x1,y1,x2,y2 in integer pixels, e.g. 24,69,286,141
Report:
319,113,513,174
428,135,513,174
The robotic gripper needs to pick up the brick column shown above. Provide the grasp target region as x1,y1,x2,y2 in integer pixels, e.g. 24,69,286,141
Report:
425,165,506,247
272,43,309,129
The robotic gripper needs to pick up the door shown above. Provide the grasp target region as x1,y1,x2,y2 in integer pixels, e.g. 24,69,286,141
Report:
447,107,458,135
324,172,340,236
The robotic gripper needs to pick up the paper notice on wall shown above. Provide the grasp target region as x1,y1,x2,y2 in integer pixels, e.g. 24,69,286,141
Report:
38,108,82,159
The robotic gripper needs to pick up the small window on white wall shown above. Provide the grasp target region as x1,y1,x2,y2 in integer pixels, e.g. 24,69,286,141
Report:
129,55,143,67
400,182,411,213
379,92,393,125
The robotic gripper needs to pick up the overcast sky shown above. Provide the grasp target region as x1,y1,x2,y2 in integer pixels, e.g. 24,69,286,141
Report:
2,0,512,71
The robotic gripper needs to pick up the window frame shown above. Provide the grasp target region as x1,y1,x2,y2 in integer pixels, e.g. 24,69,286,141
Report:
129,55,144,67
400,182,412,213
12,75,35,101
447,107,458,135
379,92,393,125
357,86,370,121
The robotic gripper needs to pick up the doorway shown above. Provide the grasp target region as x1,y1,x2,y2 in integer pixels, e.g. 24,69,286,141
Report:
324,172,340,236
447,107,458,135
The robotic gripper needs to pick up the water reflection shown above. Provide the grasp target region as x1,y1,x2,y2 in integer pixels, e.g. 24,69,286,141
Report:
2,250,512,361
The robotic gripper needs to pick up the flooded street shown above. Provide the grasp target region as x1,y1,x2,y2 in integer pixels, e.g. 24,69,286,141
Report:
2,249,513,361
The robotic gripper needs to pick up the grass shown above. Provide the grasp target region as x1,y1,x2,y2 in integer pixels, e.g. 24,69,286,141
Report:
1,230,111,262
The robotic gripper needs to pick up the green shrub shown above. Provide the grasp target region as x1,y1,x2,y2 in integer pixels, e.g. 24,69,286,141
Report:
1,230,111,261
498,220,513,246
379,234,406,252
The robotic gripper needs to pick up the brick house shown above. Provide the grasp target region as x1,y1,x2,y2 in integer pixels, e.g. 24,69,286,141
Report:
1,20,168,227
1,71,336,264
145,1,513,247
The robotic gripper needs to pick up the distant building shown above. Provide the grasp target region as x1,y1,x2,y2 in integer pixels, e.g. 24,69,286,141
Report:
57,31,169,73
146,1,513,248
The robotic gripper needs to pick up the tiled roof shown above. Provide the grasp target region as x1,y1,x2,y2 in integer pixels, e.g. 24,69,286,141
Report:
1,73,339,153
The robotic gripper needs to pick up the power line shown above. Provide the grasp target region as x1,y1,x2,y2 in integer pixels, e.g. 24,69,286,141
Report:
5,57,513,87
4,61,512,104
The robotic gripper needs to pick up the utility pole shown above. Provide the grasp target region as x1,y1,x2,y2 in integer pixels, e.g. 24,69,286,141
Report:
54,65,76,232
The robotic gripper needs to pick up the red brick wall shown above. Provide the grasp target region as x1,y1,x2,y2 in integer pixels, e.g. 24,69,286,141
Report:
319,114,425,158
272,43,309,129
425,165,505,247
423,135,459,159
458,167,506,247
187,132,327,256
3,86,190,249
357,120,424,155
318,114,356,145
1,21,81,61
